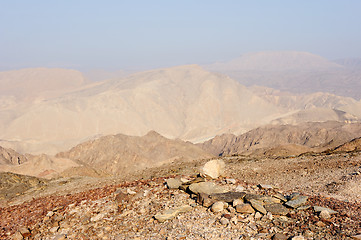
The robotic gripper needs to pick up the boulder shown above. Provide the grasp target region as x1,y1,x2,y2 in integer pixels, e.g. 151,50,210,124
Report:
201,159,225,179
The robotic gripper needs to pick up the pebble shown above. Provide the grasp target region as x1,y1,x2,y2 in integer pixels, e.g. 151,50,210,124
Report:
220,217,229,225
233,198,244,207
272,233,288,240
211,201,225,212
235,203,255,214
351,234,361,240
319,210,331,220
291,235,305,240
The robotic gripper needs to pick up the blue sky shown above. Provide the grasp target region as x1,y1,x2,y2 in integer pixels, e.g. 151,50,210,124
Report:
1,0,361,71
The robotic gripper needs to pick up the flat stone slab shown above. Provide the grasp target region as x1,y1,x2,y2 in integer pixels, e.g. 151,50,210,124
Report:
264,203,289,216
249,199,267,214
166,178,182,189
313,206,338,214
189,182,227,195
273,193,287,202
210,191,246,203
285,195,308,209
154,205,192,222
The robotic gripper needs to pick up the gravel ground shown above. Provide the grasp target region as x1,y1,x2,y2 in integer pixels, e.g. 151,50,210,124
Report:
1,152,361,239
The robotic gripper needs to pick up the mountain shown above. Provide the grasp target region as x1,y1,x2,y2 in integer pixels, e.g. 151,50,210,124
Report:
0,68,87,105
205,51,361,100
200,121,361,156
329,137,361,153
56,131,214,175
0,145,80,179
1,63,361,155
0,65,283,154
0,146,28,165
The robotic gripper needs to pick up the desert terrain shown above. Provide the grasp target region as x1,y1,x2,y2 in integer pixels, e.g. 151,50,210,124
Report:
0,51,361,239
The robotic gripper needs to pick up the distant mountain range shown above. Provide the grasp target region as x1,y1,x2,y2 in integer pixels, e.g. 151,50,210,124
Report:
0,51,360,155
205,51,361,100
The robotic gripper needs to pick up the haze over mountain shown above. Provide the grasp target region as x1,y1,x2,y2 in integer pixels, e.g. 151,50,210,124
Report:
0,52,361,155
205,51,361,100
0,65,284,154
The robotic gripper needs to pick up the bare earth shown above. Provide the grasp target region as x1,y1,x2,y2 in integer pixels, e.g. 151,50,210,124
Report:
1,151,360,239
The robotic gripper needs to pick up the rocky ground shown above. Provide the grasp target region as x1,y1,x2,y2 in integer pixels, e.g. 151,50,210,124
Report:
1,152,361,240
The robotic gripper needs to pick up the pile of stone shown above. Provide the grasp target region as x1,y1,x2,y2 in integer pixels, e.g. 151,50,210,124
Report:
153,159,346,239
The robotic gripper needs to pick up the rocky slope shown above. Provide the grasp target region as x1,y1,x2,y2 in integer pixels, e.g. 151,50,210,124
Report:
0,146,28,165
1,151,361,240
200,121,361,156
56,131,214,175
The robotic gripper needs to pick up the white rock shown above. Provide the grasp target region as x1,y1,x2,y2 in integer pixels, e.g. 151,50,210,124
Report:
225,178,236,184
235,185,245,192
202,159,225,179
233,198,244,207
211,201,225,212
127,188,136,195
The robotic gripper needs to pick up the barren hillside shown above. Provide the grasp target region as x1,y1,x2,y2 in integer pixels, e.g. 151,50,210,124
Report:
56,131,214,175
200,121,361,156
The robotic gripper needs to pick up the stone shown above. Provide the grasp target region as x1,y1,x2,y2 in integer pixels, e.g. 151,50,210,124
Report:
220,217,229,225
211,201,225,212
351,234,361,240
52,234,67,240
233,198,244,207
315,221,327,227
126,188,136,195
258,184,273,189
265,203,289,216
91,213,105,222
188,182,227,195
244,194,263,202
249,199,267,214
291,236,305,240
236,203,255,214
12,232,23,240
225,178,236,184
166,178,182,189
154,205,192,222
201,159,225,179
197,193,216,208
273,193,287,202
272,233,288,240
115,192,132,212
296,205,311,210
17,227,31,238
285,196,308,209
222,213,232,220
313,206,338,214
209,191,246,203
235,185,245,192
319,210,331,220
49,226,59,233
255,212,262,219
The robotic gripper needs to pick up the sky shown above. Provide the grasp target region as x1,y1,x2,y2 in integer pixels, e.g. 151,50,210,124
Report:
1,0,361,71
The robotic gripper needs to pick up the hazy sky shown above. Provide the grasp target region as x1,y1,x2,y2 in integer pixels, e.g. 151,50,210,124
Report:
1,1,361,71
